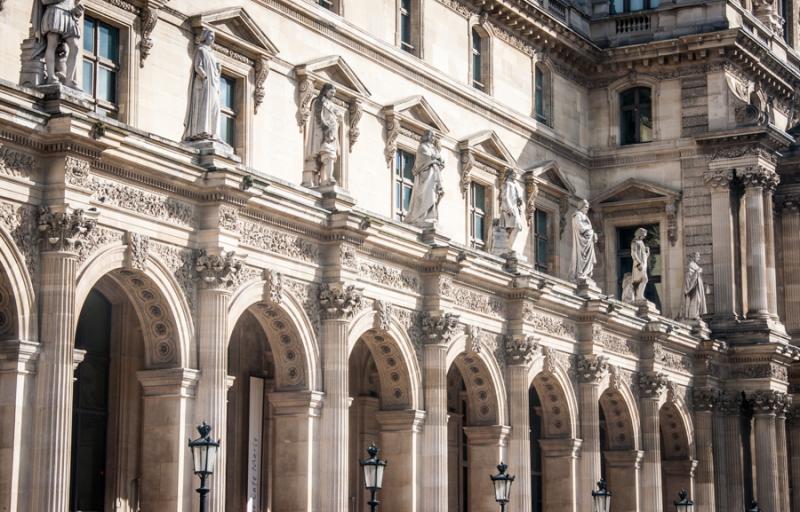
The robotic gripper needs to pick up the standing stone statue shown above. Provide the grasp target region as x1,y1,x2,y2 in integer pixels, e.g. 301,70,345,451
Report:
183,29,222,142
569,199,597,283
405,130,445,227
680,252,707,321
492,169,526,256
303,83,343,188
31,0,85,87
627,227,650,303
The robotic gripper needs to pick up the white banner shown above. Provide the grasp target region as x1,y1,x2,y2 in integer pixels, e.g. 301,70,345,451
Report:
246,377,265,512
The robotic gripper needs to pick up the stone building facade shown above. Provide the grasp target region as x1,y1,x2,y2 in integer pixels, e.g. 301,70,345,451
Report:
0,0,799,511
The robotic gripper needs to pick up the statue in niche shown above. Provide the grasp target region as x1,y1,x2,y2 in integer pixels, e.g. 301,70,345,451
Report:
623,227,650,303
303,83,343,188
405,130,445,227
569,199,597,283
183,29,222,143
679,252,707,321
31,0,85,87
492,169,526,256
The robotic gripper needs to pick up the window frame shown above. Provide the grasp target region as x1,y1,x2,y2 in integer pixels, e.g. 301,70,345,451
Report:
82,15,121,115
393,147,416,221
615,223,663,309
532,60,553,127
619,86,653,145
533,209,550,273
468,21,492,94
609,0,660,14
218,74,238,148
469,181,490,250
396,0,423,56
316,0,343,14
607,77,659,147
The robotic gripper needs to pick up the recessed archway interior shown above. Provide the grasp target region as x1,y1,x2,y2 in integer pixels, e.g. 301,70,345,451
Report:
0,267,18,341
599,387,637,508
660,401,692,509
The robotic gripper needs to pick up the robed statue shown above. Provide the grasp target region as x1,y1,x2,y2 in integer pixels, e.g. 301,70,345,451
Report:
405,130,445,227
680,252,707,321
492,169,526,256
31,0,84,87
303,83,343,187
569,199,597,283
184,29,222,142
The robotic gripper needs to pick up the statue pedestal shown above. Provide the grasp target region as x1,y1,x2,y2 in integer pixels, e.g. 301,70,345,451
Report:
633,299,659,320
183,139,240,169
37,83,94,114
317,184,355,212
420,225,450,247
575,278,601,299
685,318,711,340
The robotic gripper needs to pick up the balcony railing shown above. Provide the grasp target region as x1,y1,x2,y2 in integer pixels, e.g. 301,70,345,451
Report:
615,14,651,33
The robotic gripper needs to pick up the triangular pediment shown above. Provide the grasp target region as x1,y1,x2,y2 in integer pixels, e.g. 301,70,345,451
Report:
459,130,516,168
190,7,279,58
594,178,679,206
383,96,449,134
295,56,371,98
526,160,575,195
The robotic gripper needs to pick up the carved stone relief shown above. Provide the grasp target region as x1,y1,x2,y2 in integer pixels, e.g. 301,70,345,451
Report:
239,221,319,263
0,145,36,179
0,201,38,278
88,176,196,227
523,304,576,339
125,232,150,271
358,260,419,292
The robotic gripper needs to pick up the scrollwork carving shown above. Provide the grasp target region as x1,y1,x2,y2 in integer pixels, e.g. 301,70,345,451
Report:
384,114,401,167
349,99,363,152
254,58,269,114
139,4,160,67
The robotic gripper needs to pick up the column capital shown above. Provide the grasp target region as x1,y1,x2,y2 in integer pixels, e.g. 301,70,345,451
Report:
37,206,97,253
603,449,644,469
740,166,779,189
194,249,243,290
692,387,719,412
637,371,669,399
576,354,608,383
539,437,582,459
748,389,789,415
503,334,539,366
703,169,735,190
462,424,511,445
0,339,40,374
375,409,426,432
268,390,324,417
419,311,460,346
716,390,744,415
318,282,363,320
137,368,200,397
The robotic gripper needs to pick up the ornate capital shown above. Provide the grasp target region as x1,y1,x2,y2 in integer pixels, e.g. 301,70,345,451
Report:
703,169,734,190
419,311,460,346
717,390,744,416
637,372,669,399
576,355,608,383
194,250,243,290
692,387,718,412
740,166,777,189
37,206,96,253
504,334,538,366
125,232,150,271
263,269,283,304
749,389,788,415
318,282,363,320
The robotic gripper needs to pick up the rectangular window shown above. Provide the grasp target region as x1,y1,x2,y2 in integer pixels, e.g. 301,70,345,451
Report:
219,75,236,147
394,149,415,220
318,0,334,9
616,224,662,309
534,67,545,123
400,0,414,53
472,29,485,91
470,182,487,249
82,16,120,115
534,210,549,272
620,87,653,145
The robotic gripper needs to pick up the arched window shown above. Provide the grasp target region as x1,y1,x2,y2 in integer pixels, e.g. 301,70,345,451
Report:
620,86,653,145
534,63,552,126
471,28,490,92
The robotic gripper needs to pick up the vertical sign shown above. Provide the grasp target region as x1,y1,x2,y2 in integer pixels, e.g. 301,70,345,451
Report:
246,377,265,512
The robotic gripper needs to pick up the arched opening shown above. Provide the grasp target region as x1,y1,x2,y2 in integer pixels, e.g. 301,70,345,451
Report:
660,401,694,509
599,387,639,512
529,386,543,512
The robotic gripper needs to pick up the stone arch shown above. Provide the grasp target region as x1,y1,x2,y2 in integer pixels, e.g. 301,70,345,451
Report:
446,334,508,426
529,354,579,439
0,224,36,341
227,277,320,392
599,385,639,451
75,244,191,369
346,307,422,411
660,396,694,459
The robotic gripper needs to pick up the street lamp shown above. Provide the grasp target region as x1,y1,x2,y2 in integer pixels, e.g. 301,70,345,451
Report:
188,422,220,512
591,479,612,512
490,462,515,511
747,500,761,512
674,490,694,512
360,443,387,512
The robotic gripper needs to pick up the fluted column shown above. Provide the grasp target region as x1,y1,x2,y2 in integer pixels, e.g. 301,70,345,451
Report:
789,407,800,511
781,200,800,334
714,391,745,511
763,174,780,318
376,409,425,512
540,438,582,512
576,355,608,512
639,372,668,512
742,168,772,318
750,390,786,512
704,169,738,321
317,283,363,512
603,450,642,512
465,425,511,512
420,311,459,511
30,208,95,512
692,389,717,512
776,403,790,512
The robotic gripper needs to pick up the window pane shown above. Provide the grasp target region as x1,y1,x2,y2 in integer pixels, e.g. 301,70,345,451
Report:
395,182,402,211
97,67,116,103
610,0,624,13
621,109,636,145
82,60,94,95
402,184,413,211
472,183,485,209
535,211,548,235
475,215,485,242
650,0,660,7
220,77,235,110
621,89,636,107
98,24,119,62
83,18,96,53
220,115,235,145
537,238,548,265
403,153,415,180
472,29,482,53
401,8,412,47
630,0,644,11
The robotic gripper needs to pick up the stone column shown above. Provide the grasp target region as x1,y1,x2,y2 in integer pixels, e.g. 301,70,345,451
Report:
540,438,582,512
576,355,608,512
714,391,745,511
504,335,537,512
781,200,800,334
317,283,362,512
741,168,772,318
789,406,800,511
638,372,668,512
464,425,511,512
419,311,459,511
30,208,94,512
137,368,200,512
750,390,786,512
776,403,790,512
268,390,324,512
692,389,716,512
603,450,642,512
704,169,738,321
376,409,425,512
762,174,780,318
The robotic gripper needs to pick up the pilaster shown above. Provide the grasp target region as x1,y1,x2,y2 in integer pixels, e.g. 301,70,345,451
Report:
375,409,426,512
692,388,717,512
638,372,668,512
576,354,607,512
463,425,511,512
703,168,738,323
741,167,773,319
780,199,800,335
539,438,582,512
789,404,800,511
603,449,643,512
504,335,537,512
749,390,786,512
714,390,746,511
776,400,790,512
762,173,780,319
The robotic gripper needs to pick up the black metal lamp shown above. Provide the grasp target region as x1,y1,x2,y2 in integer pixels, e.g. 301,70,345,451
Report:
592,479,612,512
490,462,515,511
674,490,694,512
188,422,220,512
748,500,761,512
360,443,387,512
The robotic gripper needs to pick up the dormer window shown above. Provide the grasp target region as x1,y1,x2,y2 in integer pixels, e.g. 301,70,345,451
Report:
620,87,653,145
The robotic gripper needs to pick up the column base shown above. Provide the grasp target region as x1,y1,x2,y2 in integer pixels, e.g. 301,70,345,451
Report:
318,184,356,211
575,278,602,299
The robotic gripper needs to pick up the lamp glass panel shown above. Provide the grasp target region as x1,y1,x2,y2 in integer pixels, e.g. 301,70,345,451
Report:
206,443,217,473
363,463,377,489
375,464,385,489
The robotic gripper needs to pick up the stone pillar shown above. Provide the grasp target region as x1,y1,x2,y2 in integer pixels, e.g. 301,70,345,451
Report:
662,459,697,510
639,373,668,512
781,200,800,334
704,169,738,321
504,337,537,512
776,404,790,512
692,389,717,512
30,208,95,512
420,311,459,511
268,390,324,512
137,368,200,512
750,390,786,512
540,438,582,512
603,450,642,512
376,409,425,512
464,425,511,512
317,283,362,512
742,168,772,318
763,174,780,318
714,391,745,511
576,355,607,512
789,407,800,511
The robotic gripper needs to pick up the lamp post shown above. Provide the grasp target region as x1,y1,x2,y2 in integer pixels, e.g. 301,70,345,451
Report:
360,443,387,512
591,479,612,512
490,462,515,512
188,422,220,512
674,490,694,512
747,500,761,512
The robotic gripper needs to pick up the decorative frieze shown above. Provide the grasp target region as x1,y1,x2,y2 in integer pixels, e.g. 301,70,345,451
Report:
504,334,538,366
449,285,504,318
0,145,36,178
125,232,150,271
239,221,319,263
358,260,419,292
730,363,788,381
340,244,358,270
0,201,38,277
419,311,459,345
37,207,97,253
576,355,609,383
151,242,196,313
660,350,693,373
194,250,243,289
88,176,196,227
524,305,576,339
264,269,283,304
318,282,363,320
218,205,240,232
77,226,124,265
637,372,669,399
593,326,636,356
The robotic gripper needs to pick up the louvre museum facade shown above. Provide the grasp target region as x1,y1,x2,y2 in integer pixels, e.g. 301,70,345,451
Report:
1,0,800,511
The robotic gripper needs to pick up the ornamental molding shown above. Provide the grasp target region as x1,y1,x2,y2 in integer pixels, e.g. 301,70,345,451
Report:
357,260,420,292
576,355,609,383
219,205,240,232
194,250,244,290
373,300,393,331
729,362,788,381
37,207,97,253
124,232,150,271
263,269,283,305
457,130,518,197
692,387,718,412
523,305,576,340
504,334,539,366
749,389,789,415
151,242,196,313
593,326,636,357
381,96,450,166
0,145,36,179
88,176,196,227
419,311,460,346
449,284,504,318
318,282,363,320
637,372,669,399
239,221,319,263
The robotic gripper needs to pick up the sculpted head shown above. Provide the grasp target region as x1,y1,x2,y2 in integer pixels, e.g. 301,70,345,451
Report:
196,29,215,46
320,83,337,100
690,251,701,263
579,199,590,214
634,227,647,240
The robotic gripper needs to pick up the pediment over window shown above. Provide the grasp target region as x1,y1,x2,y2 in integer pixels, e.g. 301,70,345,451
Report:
295,56,371,99
525,160,575,197
593,178,681,245
382,96,448,166
457,131,517,196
